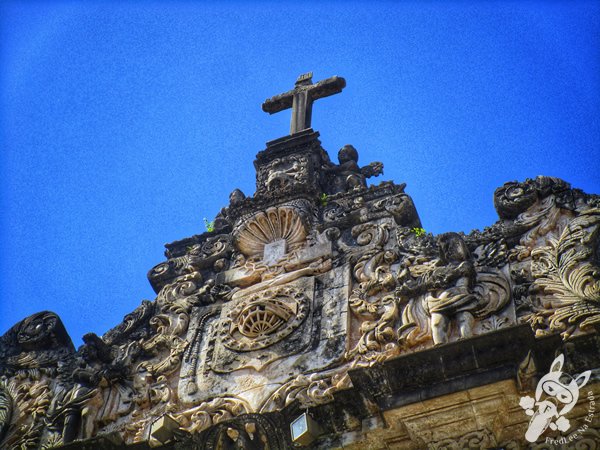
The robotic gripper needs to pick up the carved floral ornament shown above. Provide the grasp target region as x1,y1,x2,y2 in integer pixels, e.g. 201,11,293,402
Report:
0,384,12,443
527,207,600,338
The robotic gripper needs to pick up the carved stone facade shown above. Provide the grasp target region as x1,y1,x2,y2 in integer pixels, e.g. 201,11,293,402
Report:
1,74,599,449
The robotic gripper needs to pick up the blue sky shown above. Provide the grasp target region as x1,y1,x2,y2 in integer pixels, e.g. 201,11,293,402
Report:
1,1,599,344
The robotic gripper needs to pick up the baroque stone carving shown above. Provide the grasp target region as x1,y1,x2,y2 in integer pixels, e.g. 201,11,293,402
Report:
148,234,232,293
428,428,497,450
323,182,420,230
197,413,288,450
211,277,317,373
399,232,511,346
222,285,309,352
233,204,308,259
1,377,53,449
346,222,401,363
324,144,383,193
260,368,352,412
173,396,252,436
0,384,12,444
2,75,599,449
527,208,600,338
265,155,307,191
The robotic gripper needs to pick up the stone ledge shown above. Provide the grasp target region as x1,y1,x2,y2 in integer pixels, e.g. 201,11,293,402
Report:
348,324,561,410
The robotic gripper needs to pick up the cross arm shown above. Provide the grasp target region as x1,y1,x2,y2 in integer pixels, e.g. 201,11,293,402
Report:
309,76,346,101
262,90,294,114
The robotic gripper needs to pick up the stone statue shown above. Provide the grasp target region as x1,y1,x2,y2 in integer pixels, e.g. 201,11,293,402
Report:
327,145,383,193
229,188,246,205
50,332,133,444
398,233,480,344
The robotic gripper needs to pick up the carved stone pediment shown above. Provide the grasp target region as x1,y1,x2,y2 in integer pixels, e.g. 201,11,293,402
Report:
2,74,599,449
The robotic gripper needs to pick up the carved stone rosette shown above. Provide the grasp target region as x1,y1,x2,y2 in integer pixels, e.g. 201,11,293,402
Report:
222,285,310,352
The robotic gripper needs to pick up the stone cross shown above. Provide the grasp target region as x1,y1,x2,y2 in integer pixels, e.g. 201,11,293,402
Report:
262,72,346,135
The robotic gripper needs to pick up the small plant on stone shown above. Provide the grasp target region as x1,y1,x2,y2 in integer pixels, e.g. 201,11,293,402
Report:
204,218,215,233
320,193,329,206
411,227,426,238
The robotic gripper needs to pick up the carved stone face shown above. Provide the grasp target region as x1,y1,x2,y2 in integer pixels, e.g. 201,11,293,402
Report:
437,232,471,264
263,156,307,192
338,145,358,164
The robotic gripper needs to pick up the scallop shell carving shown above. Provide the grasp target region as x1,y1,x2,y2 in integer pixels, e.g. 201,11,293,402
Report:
234,206,307,257
236,299,295,338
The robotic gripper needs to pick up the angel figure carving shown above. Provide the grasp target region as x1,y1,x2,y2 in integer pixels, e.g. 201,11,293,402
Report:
398,232,510,345
326,144,383,193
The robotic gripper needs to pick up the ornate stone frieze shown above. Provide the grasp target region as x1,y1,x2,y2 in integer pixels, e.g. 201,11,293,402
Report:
2,172,598,449
322,181,421,230
149,234,232,293
526,207,600,338
427,428,497,450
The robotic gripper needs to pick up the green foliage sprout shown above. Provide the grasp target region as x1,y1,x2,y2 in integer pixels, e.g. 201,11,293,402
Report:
411,227,426,238
320,193,329,206
204,218,215,233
